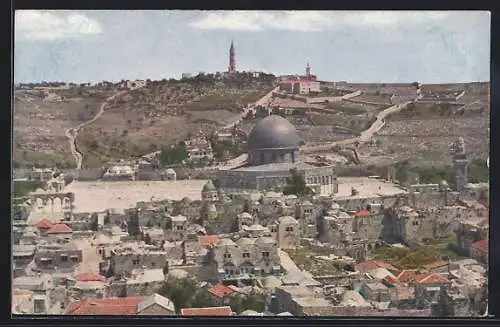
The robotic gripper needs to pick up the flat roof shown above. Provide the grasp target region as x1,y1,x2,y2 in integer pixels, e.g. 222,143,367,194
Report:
335,177,408,199
63,180,208,213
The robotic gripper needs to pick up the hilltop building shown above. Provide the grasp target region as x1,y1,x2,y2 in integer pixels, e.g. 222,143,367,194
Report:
228,41,236,74
278,63,320,95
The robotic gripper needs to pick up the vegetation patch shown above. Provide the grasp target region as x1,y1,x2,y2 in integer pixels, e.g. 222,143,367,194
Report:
284,248,342,275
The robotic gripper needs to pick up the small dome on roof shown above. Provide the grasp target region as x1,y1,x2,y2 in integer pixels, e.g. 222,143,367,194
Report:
237,237,256,246
278,216,298,224
218,238,236,247
202,180,217,192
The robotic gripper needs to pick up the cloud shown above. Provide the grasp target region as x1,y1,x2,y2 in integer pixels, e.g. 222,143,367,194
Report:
189,11,453,32
15,10,102,41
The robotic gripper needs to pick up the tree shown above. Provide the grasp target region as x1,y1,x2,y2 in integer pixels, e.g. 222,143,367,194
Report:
157,277,216,313
229,291,267,314
283,168,313,196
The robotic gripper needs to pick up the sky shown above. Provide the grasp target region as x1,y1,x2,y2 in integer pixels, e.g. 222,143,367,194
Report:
14,10,491,84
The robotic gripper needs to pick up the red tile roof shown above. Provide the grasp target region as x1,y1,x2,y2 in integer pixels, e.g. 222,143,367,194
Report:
396,270,417,283
356,260,397,274
471,239,489,254
36,219,53,230
47,223,72,234
199,235,220,247
208,284,235,298
180,306,233,316
415,273,451,285
422,260,448,270
355,210,371,217
66,297,144,315
75,273,106,282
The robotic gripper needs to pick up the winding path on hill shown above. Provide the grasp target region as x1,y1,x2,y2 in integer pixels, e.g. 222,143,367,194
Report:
300,100,413,154
65,89,135,169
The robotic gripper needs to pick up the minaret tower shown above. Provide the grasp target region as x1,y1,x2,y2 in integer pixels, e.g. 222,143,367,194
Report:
228,41,236,74
306,62,311,78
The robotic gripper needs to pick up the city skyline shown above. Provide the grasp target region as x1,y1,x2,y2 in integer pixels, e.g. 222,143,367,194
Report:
14,10,490,84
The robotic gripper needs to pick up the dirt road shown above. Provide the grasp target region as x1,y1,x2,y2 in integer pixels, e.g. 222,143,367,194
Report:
65,87,142,169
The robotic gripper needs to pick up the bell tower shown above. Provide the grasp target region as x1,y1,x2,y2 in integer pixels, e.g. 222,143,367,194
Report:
228,41,236,74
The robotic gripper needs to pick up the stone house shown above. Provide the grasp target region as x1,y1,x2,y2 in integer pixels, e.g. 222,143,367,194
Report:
470,240,488,264
273,285,325,315
296,200,323,239
414,273,451,309
136,293,175,315
13,275,52,294
207,284,236,306
212,236,281,281
13,244,36,276
455,216,488,254
422,260,450,274
106,269,165,298
388,285,416,310
43,223,73,242
164,215,188,242
20,227,40,245
34,241,82,272
66,293,175,315
108,243,167,277
320,211,354,245
352,207,384,241
359,282,391,303
435,284,471,317
277,216,299,249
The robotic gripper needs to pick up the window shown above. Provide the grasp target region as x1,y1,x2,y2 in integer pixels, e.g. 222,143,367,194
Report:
285,227,294,232
412,221,419,226
224,253,232,259
262,251,270,258
60,254,68,263
243,252,250,258
176,225,184,231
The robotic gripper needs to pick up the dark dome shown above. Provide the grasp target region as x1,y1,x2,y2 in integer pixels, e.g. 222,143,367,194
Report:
247,115,300,150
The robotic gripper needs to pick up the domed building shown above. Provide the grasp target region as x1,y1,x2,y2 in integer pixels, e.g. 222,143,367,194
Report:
216,115,338,195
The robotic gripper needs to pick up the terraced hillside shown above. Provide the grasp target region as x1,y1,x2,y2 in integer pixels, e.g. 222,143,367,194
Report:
13,87,115,168
75,74,276,168
357,82,490,168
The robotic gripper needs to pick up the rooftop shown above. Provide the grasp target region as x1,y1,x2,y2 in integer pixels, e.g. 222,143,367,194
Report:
422,260,449,270
208,284,236,298
137,293,175,314
36,219,53,229
46,223,72,234
471,239,489,254
335,177,408,199
66,296,145,315
180,306,233,316
199,235,221,247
